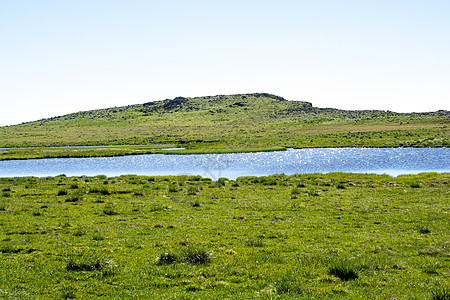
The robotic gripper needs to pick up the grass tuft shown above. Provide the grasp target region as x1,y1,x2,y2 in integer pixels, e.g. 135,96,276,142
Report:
182,246,211,264
66,253,113,272
73,228,87,237
274,274,304,295
187,186,198,195
191,199,201,207
57,189,68,196
168,185,178,193
245,238,265,247
291,187,301,195
1,191,11,197
328,257,359,281
156,252,179,264
89,187,110,195
417,225,431,234
336,183,346,189
410,182,421,188
103,203,118,215
432,287,450,300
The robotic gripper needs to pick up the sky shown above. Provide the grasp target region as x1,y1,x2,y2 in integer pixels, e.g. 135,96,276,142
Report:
1,0,449,126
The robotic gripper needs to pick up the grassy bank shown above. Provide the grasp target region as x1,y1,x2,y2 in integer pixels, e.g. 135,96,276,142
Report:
0,173,449,299
0,145,287,161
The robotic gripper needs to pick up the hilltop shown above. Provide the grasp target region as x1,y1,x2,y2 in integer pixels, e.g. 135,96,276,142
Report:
0,93,448,158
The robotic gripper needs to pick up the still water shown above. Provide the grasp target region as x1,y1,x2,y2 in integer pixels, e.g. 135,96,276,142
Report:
0,148,448,180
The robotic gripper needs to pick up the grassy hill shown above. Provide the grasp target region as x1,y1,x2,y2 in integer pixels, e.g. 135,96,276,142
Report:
0,93,448,159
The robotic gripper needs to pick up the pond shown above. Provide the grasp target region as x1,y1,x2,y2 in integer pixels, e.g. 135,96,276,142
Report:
0,147,448,180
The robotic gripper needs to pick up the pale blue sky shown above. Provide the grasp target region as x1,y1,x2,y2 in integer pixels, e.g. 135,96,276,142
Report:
1,0,449,126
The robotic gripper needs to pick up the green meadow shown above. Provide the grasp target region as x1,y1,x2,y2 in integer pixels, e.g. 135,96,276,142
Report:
0,173,449,299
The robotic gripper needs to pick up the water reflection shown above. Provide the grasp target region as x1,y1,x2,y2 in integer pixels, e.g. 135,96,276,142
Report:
0,148,448,179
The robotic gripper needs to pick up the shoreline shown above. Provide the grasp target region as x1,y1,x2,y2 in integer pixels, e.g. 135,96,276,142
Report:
1,144,448,161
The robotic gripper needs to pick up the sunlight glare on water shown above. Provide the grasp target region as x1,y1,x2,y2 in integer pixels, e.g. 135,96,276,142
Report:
0,148,448,180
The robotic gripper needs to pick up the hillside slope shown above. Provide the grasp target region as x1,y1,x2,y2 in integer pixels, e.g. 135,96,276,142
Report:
0,93,448,151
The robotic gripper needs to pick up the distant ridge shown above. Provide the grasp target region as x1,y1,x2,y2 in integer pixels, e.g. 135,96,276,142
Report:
0,93,448,148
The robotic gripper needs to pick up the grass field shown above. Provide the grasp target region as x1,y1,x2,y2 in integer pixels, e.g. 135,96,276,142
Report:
1,93,448,160
0,173,449,299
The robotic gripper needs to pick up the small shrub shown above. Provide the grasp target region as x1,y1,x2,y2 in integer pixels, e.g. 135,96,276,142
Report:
157,252,179,264
182,246,211,264
69,184,79,189
296,182,306,188
328,257,359,281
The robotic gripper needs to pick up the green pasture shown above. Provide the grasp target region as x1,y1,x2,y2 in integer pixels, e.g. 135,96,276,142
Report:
0,173,449,299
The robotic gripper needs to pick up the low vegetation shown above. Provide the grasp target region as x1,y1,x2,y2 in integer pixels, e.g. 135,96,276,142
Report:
0,172,448,299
